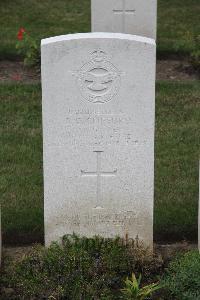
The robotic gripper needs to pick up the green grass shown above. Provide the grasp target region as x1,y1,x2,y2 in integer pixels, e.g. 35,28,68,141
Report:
0,84,43,243
0,0,90,60
0,0,199,59
155,81,200,240
162,250,200,300
157,0,200,56
0,82,199,244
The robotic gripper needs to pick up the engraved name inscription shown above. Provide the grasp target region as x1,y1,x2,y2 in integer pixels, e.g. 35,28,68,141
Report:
62,109,145,147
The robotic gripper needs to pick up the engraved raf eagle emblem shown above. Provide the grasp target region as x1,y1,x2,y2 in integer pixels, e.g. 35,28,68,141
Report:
84,70,118,92
75,50,121,104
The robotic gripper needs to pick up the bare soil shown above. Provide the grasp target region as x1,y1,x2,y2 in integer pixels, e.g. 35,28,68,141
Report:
156,59,199,81
0,60,40,84
0,59,199,84
1,242,197,264
2,246,34,262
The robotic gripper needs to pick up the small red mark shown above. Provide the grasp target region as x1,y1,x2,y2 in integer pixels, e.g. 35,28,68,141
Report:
10,74,22,81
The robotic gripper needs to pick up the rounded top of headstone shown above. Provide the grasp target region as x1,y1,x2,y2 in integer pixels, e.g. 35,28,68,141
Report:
41,32,155,47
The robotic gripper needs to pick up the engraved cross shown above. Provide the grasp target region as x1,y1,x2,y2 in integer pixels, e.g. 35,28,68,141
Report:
81,151,117,208
113,0,136,32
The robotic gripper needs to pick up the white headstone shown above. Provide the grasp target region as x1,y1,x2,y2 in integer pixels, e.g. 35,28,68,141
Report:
41,33,156,247
91,0,157,39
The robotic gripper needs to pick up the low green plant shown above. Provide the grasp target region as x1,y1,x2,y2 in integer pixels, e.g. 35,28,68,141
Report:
121,273,161,300
162,250,200,300
173,30,195,54
2,235,163,300
173,31,200,72
16,28,40,67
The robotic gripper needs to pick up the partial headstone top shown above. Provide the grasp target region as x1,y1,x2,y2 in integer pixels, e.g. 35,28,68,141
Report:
91,0,157,40
41,33,156,248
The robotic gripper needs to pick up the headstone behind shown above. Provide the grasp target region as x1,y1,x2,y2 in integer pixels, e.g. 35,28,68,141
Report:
41,33,156,247
91,0,157,39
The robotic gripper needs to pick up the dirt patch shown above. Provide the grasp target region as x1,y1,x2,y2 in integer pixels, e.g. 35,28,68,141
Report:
156,59,199,81
1,242,197,264
0,59,199,84
0,60,40,84
155,242,197,262
2,246,34,263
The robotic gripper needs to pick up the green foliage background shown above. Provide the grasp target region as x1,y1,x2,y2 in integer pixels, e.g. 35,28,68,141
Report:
0,0,199,59
163,250,200,300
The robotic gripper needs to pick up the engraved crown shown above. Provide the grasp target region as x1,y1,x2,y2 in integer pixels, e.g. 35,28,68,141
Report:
91,50,107,62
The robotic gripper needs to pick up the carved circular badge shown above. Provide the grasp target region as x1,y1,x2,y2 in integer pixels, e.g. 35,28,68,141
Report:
76,50,121,104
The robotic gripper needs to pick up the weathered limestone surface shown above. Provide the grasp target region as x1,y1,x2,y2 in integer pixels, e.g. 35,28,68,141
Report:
41,33,156,247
